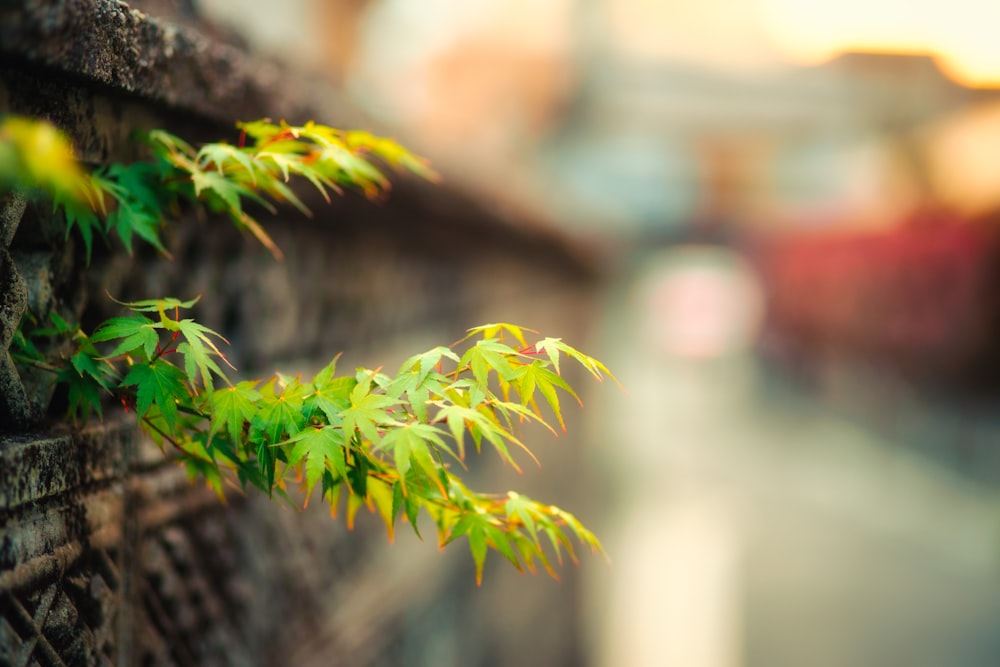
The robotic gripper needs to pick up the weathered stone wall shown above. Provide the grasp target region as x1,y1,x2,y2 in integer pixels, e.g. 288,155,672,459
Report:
0,2,602,665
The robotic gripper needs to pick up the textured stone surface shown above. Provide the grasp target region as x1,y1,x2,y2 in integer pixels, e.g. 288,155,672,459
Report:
0,0,323,124
0,1,600,665
0,192,33,428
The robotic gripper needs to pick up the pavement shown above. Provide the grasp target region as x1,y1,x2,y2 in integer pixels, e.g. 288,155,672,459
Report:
585,247,1000,667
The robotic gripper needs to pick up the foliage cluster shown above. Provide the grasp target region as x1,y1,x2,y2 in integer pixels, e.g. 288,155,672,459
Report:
1,115,613,583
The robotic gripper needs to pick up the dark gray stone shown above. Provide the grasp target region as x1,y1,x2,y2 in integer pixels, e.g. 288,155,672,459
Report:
0,1,598,665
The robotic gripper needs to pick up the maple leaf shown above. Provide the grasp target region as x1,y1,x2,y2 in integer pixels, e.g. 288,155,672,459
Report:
447,512,521,586
106,196,167,256
342,130,440,182
58,348,118,422
183,454,226,501
285,425,347,500
116,296,200,312
434,404,525,470
459,340,520,389
256,150,339,204
396,346,461,383
144,129,197,159
340,376,403,445
534,337,621,388
387,353,453,423
105,162,163,210
550,505,604,556
89,314,161,360
366,479,398,541
6,115,620,583
390,481,424,539
197,143,257,181
250,393,306,444
55,195,103,262
209,380,260,444
254,174,311,216
303,375,355,425
375,423,455,495
166,318,233,391
505,492,541,545
463,323,534,347
52,171,113,263
511,360,580,432
315,143,388,197
191,169,256,217
235,119,284,144
121,359,188,429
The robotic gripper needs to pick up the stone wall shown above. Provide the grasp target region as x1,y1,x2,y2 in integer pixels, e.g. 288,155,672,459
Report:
0,2,602,665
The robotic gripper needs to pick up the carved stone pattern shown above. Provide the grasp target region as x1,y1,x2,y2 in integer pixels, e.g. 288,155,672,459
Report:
1,548,120,667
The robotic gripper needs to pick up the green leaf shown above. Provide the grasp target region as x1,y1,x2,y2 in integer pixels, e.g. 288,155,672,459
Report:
48,311,75,335
197,143,257,180
469,522,488,586
388,368,450,422
512,360,580,432
251,393,306,444
104,162,163,212
5,113,614,582
551,505,604,554
312,354,342,388
187,165,277,243
285,425,347,499
404,491,423,539
483,523,521,571
235,119,285,144
118,296,201,312
505,492,539,545
121,359,188,429
54,172,111,262
183,454,226,500
397,345,460,383
376,423,455,494
145,129,196,159
316,144,388,197
459,340,519,388
435,404,525,471
340,379,402,445
256,150,338,204
90,315,161,360
58,350,117,422
106,196,166,255
464,323,533,347
304,359,356,424
534,337,621,387
342,130,440,182
56,195,102,261
346,442,371,498
447,512,509,586
178,341,225,393
209,380,260,444
256,439,277,492
368,479,397,541
173,318,232,391
10,328,43,363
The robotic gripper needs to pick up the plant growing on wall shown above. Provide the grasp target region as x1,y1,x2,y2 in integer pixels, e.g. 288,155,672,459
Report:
1,115,615,584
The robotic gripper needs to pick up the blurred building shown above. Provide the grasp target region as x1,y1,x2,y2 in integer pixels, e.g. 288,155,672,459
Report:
190,2,1000,666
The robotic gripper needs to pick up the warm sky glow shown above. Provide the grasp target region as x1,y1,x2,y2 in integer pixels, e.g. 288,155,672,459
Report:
759,0,1000,87
606,0,1000,87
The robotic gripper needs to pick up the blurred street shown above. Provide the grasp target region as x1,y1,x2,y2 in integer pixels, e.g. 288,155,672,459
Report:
187,2,1000,665
587,247,1000,667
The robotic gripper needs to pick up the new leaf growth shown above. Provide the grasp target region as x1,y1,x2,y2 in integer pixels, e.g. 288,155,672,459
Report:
2,116,614,584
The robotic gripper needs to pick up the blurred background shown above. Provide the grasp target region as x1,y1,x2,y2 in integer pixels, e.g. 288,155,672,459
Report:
195,1,1000,664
